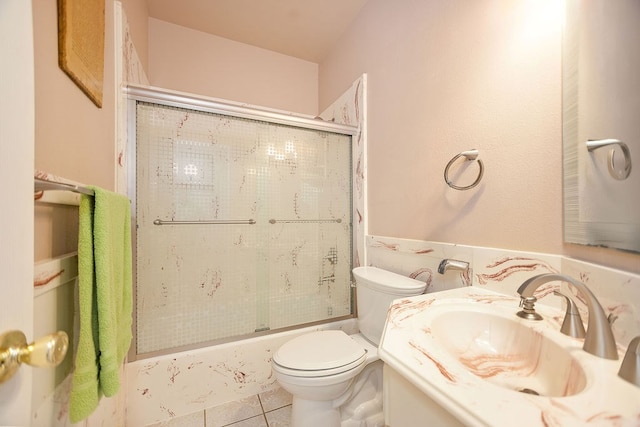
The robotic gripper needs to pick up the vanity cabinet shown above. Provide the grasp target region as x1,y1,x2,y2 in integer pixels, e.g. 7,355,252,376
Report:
383,365,465,427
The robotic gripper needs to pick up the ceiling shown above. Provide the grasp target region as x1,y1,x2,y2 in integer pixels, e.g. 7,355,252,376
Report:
146,0,370,63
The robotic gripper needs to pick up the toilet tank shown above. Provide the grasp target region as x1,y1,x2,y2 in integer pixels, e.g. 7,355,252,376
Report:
353,266,426,345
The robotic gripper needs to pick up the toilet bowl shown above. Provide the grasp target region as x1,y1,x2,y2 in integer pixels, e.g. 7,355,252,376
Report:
272,266,426,427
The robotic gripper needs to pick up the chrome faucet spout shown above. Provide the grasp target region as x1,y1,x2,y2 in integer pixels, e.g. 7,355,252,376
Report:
437,259,469,274
553,290,586,339
516,273,618,360
618,336,640,387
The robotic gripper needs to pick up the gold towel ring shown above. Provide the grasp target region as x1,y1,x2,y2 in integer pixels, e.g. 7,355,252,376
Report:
444,149,484,191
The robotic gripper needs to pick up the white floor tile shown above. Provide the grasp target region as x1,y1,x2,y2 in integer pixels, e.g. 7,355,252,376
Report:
265,406,291,427
226,414,268,427
205,395,263,427
258,387,292,412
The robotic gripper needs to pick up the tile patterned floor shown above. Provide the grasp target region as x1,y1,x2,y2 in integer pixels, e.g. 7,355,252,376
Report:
145,387,292,427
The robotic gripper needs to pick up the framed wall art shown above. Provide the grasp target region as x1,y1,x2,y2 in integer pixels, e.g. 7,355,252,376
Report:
57,0,105,108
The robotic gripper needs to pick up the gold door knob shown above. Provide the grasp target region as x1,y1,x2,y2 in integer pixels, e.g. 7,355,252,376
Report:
0,330,69,384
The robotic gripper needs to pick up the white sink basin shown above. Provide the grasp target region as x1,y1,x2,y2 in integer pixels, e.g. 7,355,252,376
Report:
429,305,586,396
379,287,639,427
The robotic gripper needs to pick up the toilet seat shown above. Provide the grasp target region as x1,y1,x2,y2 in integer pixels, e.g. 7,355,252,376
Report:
273,330,367,378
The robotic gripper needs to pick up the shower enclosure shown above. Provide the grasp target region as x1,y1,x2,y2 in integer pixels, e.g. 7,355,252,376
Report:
128,88,357,357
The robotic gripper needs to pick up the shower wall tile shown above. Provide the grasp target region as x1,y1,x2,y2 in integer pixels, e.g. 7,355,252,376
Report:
320,75,367,267
121,11,148,86
366,235,473,292
471,245,562,308
117,1,148,195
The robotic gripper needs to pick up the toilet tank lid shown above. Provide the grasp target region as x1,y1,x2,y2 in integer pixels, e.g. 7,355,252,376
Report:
273,330,366,371
352,266,426,294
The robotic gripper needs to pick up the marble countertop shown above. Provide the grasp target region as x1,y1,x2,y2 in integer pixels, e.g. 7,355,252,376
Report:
378,287,640,427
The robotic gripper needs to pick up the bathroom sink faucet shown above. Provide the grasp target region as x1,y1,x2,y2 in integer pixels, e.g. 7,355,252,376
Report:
618,336,640,387
516,273,618,360
553,289,586,339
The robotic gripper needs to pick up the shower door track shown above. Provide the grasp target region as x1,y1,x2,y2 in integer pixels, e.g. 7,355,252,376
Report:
125,84,358,136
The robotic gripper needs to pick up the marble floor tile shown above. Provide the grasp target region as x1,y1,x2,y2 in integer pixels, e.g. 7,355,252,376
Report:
264,406,291,427
147,391,293,427
226,414,268,427
258,387,292,412
205,395,263,427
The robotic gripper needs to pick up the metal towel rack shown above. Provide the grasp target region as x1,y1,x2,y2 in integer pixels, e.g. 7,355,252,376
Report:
153,219,256,225
35,177,94,196
152,218,342,225
269,218,342,224
444,149,484,190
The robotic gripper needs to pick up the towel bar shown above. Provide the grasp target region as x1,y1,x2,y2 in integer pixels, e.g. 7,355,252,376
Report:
269,218,343,224
153,219,256,225
35,177,94,196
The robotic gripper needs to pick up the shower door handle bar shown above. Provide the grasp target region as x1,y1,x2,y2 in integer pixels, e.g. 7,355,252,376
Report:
153,219,256,225
269,218,343,224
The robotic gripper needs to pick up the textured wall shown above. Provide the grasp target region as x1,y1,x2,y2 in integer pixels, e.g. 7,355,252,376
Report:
33,0,116,191
319,0,563,253
148,18,319,116
318,0,640,273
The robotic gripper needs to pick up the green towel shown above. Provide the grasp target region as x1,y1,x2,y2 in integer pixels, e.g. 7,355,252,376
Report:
69,193,100,423
69,187,133,423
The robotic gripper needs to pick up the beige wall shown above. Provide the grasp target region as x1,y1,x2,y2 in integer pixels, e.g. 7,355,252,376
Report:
33,0,116,189
148,18,319,116
33,0,119,261
319,0,639,273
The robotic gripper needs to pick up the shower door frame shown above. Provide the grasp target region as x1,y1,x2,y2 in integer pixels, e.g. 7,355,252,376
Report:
125,85,360,360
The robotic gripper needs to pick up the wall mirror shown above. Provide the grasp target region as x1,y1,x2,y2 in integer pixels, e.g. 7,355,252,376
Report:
563,0,640,253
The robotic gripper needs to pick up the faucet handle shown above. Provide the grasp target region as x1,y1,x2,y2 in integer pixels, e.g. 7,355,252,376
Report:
618,336,640,387
516,296,543,321
553,290,586,339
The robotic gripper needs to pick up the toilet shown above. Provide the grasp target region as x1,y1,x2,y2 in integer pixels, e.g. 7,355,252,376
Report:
272,266,426,427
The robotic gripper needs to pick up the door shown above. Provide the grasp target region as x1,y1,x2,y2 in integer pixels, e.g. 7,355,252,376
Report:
0,1,35,425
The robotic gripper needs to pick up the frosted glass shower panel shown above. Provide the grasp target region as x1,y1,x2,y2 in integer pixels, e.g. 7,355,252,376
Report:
135,102,352,355
265,128,353,330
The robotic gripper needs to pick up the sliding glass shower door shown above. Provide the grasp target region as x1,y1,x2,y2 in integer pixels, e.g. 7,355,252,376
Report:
134,101,353,356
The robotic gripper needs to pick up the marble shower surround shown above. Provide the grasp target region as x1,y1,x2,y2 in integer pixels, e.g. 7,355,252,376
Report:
125,319,358,426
